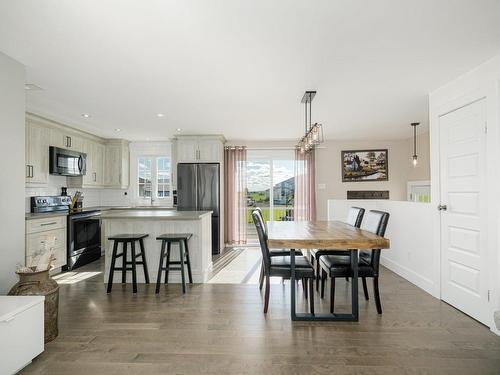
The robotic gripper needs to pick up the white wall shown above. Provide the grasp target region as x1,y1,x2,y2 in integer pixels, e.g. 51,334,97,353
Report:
316,134,430,220
429,54,500,334
0,52,25,293
328,200,437,297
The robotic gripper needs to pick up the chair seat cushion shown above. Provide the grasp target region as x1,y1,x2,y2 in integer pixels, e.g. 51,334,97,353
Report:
269,249,302,256
311,249,351,259
319,254,375,278
270,255,312,268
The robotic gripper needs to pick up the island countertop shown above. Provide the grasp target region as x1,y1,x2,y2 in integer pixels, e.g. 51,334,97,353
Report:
100,209,213,220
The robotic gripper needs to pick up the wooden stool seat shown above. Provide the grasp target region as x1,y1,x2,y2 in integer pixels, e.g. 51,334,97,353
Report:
107,234,150,294
155,233,193,294
109,233,149,241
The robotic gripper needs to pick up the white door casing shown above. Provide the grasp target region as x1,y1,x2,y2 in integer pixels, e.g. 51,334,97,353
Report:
439,98,489,325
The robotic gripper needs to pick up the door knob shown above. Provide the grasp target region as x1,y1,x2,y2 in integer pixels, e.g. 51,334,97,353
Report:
438,204,447,211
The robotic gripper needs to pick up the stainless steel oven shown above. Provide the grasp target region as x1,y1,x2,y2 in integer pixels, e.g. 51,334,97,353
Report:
49,146,87,177
65,210,101,270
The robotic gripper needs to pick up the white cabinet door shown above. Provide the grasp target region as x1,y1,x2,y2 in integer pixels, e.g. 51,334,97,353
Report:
26,121,49,184
49,129,83,151
177,139,198,162
198,139,221,162
26,227,66,269
93,142,105,185
439,99,489,325
104,144,121,186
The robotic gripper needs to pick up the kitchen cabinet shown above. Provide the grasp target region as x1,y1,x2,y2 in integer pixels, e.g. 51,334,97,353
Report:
25,215,67,270
49,128,83,152
25,119,50,184
104,139,130,188
175,136,224,163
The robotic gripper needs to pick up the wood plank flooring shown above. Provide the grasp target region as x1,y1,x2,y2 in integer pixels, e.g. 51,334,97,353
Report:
20,257,500,375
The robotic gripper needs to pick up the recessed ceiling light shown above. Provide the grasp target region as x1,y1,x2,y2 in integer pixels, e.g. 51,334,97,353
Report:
157,113,165,118
176,128,181,132
82,113,90,118
25,83,43,91
115,128,121,132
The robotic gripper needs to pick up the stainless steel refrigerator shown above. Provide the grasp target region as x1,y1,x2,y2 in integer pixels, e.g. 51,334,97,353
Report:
177,163,220,255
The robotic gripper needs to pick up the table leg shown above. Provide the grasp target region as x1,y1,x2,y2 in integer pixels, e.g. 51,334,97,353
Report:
351,249,359,322
290,248,297,320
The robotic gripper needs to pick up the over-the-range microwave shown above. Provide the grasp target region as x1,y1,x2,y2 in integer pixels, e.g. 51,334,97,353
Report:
49,146,87,177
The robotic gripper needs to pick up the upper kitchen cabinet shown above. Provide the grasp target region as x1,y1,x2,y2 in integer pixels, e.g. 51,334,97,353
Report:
104,139,130,188
25,118,50,184
175,135,225,163
68,139,105,188
49,128,83,152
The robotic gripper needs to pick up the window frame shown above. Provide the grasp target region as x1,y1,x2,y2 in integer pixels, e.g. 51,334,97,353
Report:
136,155,172,206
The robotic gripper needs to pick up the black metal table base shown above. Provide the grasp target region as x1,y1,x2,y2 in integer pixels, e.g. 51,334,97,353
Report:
290,249,359,322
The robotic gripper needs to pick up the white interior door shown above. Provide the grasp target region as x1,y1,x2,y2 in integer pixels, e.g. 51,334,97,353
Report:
439,98,489,325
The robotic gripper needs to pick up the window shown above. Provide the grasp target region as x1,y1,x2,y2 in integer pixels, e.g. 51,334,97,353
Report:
246,150,295,239
137,156,171,202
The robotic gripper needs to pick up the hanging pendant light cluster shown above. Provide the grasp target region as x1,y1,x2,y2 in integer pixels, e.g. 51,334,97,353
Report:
297,91,324,153
411,122,420,166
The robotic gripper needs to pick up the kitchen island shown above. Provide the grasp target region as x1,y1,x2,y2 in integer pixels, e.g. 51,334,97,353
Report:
101,210,213,284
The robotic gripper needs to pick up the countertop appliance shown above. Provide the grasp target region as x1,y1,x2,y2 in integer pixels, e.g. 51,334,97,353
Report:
177,163,220,255
49,146,87,176
30,196,101,270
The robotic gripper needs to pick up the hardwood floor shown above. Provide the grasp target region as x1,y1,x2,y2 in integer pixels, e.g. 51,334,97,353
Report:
20,257,500,375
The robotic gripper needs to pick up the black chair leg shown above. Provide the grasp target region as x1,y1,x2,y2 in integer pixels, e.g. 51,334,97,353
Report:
131,241,138,293
303,278,308,299
362,277,369,300
121,242,127,283
184,239,193,284
264,276,270,314
320,269,326,298
330,277,336,314
315,258,320,292
309,277,315,315
259,260,264,290
155,241,166,294
164,242,171,284
139,239,150,284
373,276,382,314
107,241,119,293
179,240,186,294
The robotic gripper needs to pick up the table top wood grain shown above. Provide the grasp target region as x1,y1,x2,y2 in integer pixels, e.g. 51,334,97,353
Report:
267,220,390,250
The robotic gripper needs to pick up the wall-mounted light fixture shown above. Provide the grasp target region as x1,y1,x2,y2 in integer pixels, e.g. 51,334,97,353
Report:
411,122,420,167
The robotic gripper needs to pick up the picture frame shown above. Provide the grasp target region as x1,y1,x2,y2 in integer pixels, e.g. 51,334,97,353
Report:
341,149,388,182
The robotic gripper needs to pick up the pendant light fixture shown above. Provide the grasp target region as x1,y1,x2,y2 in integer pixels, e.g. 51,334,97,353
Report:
411,122,420,166
297,90,324,153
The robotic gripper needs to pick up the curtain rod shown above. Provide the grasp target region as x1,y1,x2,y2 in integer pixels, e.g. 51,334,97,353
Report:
225,146,326,151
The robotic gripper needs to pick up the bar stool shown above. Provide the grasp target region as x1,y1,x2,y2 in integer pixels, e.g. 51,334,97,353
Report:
107,233,150,293
156,233,193,294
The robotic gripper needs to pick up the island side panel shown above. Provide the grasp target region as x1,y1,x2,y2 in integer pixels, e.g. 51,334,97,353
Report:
102,216,212,284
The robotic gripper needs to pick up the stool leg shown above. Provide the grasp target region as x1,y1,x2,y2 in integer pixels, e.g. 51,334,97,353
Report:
139,238,150,284
179,240,186,294
107,241,119,293
121,242,127,284
156,240,166,294
184,239,193,284
131,241,137,293
165,242,171,284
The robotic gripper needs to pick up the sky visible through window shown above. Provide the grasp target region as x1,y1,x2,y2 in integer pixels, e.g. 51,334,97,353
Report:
247,159,294,192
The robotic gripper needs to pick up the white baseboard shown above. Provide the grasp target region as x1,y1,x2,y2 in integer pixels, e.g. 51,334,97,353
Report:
381,256,438,298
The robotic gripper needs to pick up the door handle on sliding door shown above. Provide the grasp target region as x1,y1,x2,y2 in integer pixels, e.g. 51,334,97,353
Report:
437,204,447,211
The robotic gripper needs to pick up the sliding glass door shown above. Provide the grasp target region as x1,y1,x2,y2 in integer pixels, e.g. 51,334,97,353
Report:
246,150,295,240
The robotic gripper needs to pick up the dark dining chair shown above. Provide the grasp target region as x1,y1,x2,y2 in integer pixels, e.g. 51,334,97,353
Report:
319,210,389,314
254,207,302,290
310,207,365,291
252,210,315,314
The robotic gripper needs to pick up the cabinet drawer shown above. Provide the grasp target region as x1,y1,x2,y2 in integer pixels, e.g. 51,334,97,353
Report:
26,228,66,258
26,216,66,234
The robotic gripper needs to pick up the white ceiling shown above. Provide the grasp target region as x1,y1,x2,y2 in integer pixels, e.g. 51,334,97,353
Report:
1,1,500,141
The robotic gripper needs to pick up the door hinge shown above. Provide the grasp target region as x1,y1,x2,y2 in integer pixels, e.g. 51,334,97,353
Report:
488,290,491,302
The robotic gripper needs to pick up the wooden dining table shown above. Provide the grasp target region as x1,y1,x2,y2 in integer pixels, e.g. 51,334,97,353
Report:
267,220,390,321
